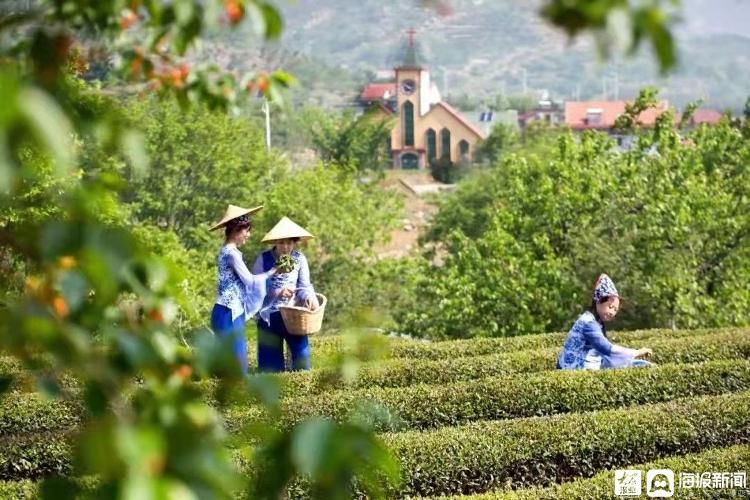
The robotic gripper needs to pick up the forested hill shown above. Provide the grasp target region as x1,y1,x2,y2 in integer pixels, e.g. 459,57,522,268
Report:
217,0,750,110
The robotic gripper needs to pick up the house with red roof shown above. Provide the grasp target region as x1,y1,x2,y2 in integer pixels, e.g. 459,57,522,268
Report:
564,100,722,148
684,108,723,127
359,82,397,110
564,100,673,130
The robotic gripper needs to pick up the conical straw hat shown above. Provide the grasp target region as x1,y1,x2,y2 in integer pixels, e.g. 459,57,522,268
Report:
209,204,263,231
261,216,314,243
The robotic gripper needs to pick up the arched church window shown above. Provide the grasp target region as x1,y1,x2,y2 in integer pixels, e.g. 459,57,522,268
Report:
403,101,415,147
459,140,470,159
440,128,451,159
426,129,437,162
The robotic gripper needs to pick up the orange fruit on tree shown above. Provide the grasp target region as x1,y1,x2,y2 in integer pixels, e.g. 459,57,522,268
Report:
52,296,69,318
58,256,77,269
256,73,269,94
175,364,193,380
224,0,243,24
119,9,138,30
148,308,164,322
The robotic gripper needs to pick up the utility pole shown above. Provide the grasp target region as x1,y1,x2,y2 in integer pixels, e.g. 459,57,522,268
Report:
613,70,620,100
262,98,271,151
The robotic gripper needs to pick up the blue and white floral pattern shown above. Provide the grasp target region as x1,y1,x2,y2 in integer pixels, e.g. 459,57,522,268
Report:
557,311,614,369
215,245,267,321
592,273,619,302
253,248,315,325
268,251,300,291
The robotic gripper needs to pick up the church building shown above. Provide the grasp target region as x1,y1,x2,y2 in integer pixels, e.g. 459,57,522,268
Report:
359,34,486,169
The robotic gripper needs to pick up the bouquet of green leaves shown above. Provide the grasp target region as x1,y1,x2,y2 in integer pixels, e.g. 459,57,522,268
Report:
275,254,296,273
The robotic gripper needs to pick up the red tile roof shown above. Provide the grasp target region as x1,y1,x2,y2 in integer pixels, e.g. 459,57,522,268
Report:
432,102,487,138
360,83,396,101
689,109,722,125
564,100,670,129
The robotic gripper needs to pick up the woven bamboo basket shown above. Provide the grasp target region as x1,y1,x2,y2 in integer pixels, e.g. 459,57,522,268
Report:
279,293,327,336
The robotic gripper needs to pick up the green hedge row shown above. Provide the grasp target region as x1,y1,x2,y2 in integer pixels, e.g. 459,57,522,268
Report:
0,356,79,393
448,444,750,499
383,327,749,362
0,392,82,436
0,479,36,500
244,327,747,364
4,332,749,440
268,330,750,399
0,477,97,500
0,431,74,480
379,391,750,497
3,444,747,500
4,327,746,394
225,359,750,433
4,391,750,490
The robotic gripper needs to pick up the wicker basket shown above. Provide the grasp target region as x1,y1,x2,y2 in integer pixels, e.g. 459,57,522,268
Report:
279,293,327,336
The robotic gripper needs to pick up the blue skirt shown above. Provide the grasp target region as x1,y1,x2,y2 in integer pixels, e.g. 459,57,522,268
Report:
210,304,247,375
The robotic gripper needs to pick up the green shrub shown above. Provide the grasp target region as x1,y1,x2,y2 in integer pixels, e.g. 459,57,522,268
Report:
0,392,82,436
270,331,750,399
454,444,750,499
5,331,749,438
429,157,465,184
0,356,23,375
0,432,74,480
226,359,750,432
5,328,745,391
0,356,79,392
383,327,748,361
0,479,37,500
250,327,741,364
382,391,750,497
0,477,98,499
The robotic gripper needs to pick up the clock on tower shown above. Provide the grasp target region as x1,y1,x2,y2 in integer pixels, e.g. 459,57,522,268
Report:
401,79,416,95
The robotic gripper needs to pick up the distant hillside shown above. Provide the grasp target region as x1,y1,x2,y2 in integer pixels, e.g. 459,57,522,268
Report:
240,0,750,111
197,1,750,112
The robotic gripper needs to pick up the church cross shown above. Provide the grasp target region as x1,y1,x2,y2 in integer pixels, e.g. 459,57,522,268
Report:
406,28,417,47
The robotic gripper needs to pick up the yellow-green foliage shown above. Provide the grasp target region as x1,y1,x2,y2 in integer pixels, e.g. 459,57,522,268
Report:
450,444,750,499
272,330,750,399
227,359,750,432
381,391,750,497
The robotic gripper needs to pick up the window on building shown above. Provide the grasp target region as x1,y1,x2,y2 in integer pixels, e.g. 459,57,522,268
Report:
403,101,414,147
459,140,470,159
426,129,437,162
440,128,451,159
585,108,603,126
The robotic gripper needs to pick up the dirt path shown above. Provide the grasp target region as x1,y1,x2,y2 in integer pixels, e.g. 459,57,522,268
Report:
376,171,449,258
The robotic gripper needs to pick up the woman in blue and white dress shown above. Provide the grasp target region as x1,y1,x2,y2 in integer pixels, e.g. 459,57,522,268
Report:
210,204,276,375
252,217,319,372
557,274,654,370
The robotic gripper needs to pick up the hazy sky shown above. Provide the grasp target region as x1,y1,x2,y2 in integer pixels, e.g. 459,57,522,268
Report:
673,0,750,38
